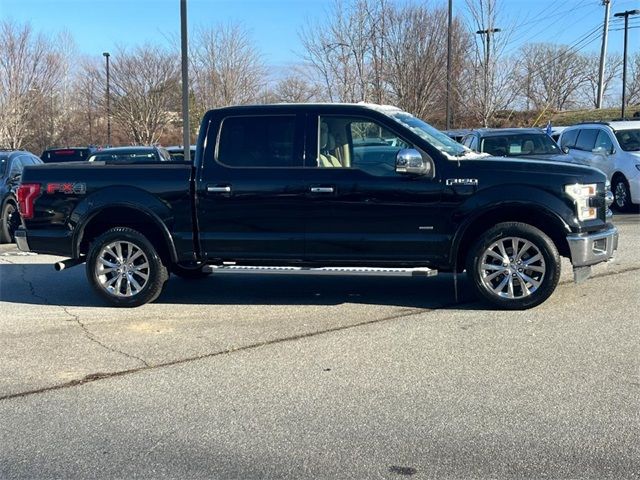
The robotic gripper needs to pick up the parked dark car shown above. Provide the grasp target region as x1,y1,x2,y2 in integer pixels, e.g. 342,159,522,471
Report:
16,103,617,310
443,129,473,143
166,145,196,162
0,150,43,243
460,128,581,163
41,147,96,163
87,146,172,163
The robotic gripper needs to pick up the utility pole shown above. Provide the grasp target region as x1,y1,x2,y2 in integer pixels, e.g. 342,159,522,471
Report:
614,9,640,119
596,0,611,109
446,0,453,130
102,52,111,146
180,0,190,162
476,28,500,127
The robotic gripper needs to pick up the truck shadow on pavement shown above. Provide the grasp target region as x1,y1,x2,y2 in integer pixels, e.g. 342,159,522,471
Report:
0,262,479,310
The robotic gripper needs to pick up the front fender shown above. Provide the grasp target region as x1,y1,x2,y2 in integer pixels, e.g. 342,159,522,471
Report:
448,185,574,265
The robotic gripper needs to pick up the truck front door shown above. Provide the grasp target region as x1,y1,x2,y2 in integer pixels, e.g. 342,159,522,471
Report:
304,114,447,265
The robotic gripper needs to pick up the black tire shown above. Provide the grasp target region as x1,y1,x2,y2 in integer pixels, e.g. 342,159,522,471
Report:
171,263,211,279
612,176,633,212
466,222,561,310
86,227,169,307
0,201,20,244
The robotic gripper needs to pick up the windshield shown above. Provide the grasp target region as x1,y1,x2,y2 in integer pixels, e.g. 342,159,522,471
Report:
480,133,561,157
386,111,467,157
614,129,640,151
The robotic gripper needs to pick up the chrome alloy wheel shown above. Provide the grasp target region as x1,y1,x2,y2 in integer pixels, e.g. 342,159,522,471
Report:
95,241,150,297
614,181,628,209
479,236,546,300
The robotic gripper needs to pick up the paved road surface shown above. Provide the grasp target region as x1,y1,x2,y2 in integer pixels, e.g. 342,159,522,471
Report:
1,214,638,478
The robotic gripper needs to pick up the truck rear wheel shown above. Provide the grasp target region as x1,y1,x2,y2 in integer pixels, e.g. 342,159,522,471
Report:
466,222,560,310
86,227,169,307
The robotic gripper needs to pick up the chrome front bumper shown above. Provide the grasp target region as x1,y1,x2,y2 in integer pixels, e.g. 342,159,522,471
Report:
567,226,618,268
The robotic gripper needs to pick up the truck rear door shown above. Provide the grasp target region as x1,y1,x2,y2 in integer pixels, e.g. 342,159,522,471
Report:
195,112,307,261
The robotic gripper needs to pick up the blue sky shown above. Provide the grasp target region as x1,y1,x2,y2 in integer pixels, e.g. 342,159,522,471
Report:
2,0,639,68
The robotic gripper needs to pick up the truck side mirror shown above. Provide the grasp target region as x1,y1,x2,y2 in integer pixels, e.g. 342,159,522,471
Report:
395,149,430,176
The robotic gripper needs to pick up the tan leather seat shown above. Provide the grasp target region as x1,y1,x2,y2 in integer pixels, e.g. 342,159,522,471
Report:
319,122,341,167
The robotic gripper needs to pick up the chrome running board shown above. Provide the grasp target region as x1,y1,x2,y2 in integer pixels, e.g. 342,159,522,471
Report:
202,265,437,277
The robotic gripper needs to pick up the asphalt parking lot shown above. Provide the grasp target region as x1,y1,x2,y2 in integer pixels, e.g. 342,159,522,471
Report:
1,214,638,479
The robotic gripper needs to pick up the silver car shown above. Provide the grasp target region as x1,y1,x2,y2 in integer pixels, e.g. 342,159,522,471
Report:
559,121,640,211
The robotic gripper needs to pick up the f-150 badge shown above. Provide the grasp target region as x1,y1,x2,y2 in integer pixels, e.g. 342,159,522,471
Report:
446,178,478,186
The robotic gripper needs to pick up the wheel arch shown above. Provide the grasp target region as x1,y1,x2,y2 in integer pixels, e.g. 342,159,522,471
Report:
451,203,571,272
74,205,177,265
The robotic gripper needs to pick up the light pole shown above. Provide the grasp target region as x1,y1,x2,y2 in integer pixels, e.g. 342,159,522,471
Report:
476,28,501,127
102,52,111,146
180,0,190,162
614,9,640,119
446,0,453,130
596,0,611,109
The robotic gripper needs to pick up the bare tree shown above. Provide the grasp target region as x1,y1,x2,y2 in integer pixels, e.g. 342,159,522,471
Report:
382,5,468,122
268,72,323,103
299,0,376,103
0,21,66,150
71,57,104,146
519,43,590,111
190,23,266,112
626,52,640,107
464,0,519,126
581,53,623,108
299,0,469,124
108,45,180,145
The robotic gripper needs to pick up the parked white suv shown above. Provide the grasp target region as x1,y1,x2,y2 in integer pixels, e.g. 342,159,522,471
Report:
559,121,640,211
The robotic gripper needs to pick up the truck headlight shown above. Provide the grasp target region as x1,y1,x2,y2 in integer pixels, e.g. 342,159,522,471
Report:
565,183,597,221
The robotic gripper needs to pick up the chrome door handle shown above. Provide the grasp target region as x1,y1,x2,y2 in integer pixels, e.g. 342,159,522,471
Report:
310,187,334,193
207,185,232,193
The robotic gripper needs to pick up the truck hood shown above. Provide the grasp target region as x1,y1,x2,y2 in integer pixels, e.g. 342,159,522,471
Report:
514,153,588,165
459,156,606,184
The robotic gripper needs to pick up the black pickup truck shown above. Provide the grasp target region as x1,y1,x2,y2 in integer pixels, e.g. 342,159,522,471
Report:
16,103,618,309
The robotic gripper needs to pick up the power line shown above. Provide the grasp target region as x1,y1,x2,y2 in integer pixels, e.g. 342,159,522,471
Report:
505,3,601,55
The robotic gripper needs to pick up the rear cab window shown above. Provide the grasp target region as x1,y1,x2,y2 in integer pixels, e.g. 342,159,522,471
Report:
41,149,91,163
216,115,300,168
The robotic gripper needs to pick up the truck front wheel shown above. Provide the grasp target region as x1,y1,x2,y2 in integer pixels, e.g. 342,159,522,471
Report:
86,227,169,307
466,222,561,310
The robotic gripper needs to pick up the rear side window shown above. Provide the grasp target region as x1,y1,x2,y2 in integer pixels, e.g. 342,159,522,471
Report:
217,115,299,168
41,149,90,163
560,129,579,149
574,129,598,151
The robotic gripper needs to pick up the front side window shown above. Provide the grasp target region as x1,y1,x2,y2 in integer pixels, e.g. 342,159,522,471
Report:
560,129,579,149
217,115,298,168
317,116,411,177
594,131,614,152
575,129,598,151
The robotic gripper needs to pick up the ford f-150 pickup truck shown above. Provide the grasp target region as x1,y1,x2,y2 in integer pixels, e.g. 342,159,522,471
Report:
15,103,618,309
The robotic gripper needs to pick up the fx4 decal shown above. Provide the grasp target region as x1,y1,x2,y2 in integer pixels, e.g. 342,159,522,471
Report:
46,183,87,195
